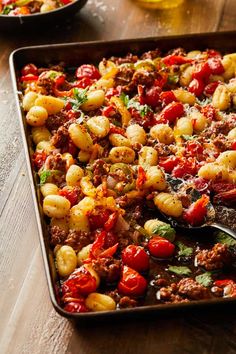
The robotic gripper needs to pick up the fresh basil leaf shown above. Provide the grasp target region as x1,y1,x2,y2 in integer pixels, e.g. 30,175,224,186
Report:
215,231,236,246
168,266,191,276
176,241,193,257
195,272,213,287
119,92,130,106
153,224,176,242
66,88,88,111
3,4,14,14
190,189,202,202
166,175,183,192
39,170,51,185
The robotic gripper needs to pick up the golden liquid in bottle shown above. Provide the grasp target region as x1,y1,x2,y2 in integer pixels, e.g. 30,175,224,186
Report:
135,0,184,10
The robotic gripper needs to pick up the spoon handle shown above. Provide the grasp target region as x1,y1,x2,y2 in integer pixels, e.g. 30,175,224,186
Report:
211,223,236,241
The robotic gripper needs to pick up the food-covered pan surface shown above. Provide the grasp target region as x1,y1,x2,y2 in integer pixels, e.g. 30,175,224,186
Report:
10,31,236,321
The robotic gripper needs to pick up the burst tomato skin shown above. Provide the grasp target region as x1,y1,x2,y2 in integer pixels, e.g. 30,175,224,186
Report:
64,299,88,313
89,209,111,230
172,158,197,178
183,194,209,226
159,156,180,173
32,151,47,170
141,86,160,107
148,237,175,258
160,102,184,123
74,77,94,89
204,81,219,96
192,62,211,81
59,187,78,206
122,245,149,272
207,57,224,75
188,78,205,96
160,91,177,106
61,267,97,298
118,266,147,297
21,63,38,76
76,64,101,80
185,140,204,156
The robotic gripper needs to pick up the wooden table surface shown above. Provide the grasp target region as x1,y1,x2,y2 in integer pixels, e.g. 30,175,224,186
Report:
0,1,236,353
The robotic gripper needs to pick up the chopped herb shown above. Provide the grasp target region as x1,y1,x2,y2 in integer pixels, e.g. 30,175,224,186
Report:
168,266,192,276
167,74,179,85
39,170,51,185
181,134,198,141
176,241,193,257
120,92,130,106
66,88,88,111
49,71,58,79
195,272,213,287
120,93,153,117
215,231,236,247
3,4,14,14
153,224,176,242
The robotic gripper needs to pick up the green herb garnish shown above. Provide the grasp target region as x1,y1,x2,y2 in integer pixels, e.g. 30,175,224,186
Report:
153,224,176,242
39,170,51,185
2,4,14,14
176,241,193,257
65,88,88,112
167,74,179,85
120,93,153,118
168,266,192,276
195,272,213,287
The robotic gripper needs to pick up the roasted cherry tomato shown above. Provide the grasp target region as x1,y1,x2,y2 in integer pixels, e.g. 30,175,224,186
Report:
207,57,224,75
20,74,39,82
118,266,147,297
185,140,204,156
89,209,111,230
105,87,122,99
231,141,236,150
139,85,160,108
204,81,220,96
61,266,97,297
183,194,209,226
159,101,184,123
90,230,118,259
32,151,47,170
214,279,235,287
188,78,205,96
76,64,101,80
160,91,177,106
59,187,78,206
102,105,116,117
192,62,211,81
64,301,88,313
148,237,175,258
193,177,210,194
21,63,38,76
159,156,180,173
172,158,197,178
122,245,149,272
103,231,118,249
162,55,193,66
206,49,221,58
74,77,94,89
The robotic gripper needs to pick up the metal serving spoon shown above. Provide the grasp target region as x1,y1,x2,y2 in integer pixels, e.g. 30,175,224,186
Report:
159,210,236,241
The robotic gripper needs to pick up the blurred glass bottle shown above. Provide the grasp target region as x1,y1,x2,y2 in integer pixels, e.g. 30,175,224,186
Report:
135,0,184,9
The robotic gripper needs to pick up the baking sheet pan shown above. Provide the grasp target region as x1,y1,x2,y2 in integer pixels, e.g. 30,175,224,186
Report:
9,31,236,321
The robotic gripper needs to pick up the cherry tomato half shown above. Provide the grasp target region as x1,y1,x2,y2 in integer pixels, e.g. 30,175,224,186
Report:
59,187,78,206
122,245,149,272
207,57,224,75
118,266,147,297
148,237,175,258
76,64,101,80
159,156,180,173
159,91,177,106
159,101,184,123
21,63,38,76
183,194,209,226
62,266,97,297
188,78,205,97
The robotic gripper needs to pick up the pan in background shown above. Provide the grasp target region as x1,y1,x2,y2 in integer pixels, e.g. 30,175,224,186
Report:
0,0,87,31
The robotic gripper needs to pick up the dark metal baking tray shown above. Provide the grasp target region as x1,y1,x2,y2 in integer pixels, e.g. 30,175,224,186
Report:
9,31,236,322
0,0,87,31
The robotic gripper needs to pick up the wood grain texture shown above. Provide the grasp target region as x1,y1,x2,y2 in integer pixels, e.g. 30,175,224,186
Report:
0,1,236,353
